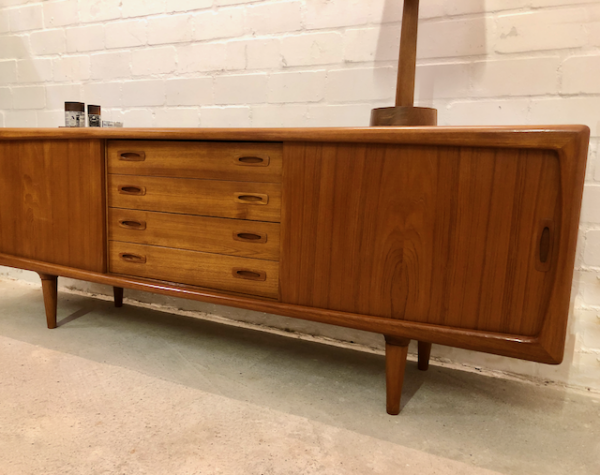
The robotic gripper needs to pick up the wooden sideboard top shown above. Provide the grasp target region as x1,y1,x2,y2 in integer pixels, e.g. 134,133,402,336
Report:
0,125,590,150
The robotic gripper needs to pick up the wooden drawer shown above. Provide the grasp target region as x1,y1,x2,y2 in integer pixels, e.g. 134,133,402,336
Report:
109,242,279,299
109,209,280,261
108,140,282,183
108,174,281,222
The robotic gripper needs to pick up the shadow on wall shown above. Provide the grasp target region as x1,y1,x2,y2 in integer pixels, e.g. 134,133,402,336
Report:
375,0,487,108
0,32,41,127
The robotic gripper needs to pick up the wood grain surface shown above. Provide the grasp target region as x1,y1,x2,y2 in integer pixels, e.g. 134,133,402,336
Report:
108,140,282,183
0,126,588,149
281,142,561,336
109,241,279,299
0,140,105,272
109,208,280,261
108,175,281,222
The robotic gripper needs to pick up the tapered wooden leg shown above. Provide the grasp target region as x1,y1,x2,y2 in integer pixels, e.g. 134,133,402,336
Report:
418,341,432,371
113,287,124,308
38,273,58,329
384,336,410,415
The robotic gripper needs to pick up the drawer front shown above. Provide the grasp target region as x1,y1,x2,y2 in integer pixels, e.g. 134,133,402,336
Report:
108,140,282,183
110,242,279,299
109,175,281,222
109,209,280,261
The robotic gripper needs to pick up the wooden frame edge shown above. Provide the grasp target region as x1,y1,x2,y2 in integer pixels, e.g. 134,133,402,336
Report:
0,126,590,149
536,126,590,364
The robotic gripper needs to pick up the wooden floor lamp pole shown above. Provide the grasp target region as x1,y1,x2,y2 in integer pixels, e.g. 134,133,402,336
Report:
370,0,437,126
372,0,435,414
396,0,420,107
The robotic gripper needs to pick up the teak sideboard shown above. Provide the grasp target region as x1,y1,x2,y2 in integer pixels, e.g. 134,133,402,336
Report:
0,126,589,414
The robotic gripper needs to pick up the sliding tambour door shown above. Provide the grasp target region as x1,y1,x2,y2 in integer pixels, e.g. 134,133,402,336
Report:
281,142,562,338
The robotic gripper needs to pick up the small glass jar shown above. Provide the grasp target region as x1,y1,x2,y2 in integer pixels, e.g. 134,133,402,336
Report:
64,102,85,127
87,104,101,127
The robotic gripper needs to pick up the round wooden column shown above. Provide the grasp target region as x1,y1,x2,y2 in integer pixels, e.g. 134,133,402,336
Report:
370,0,437,127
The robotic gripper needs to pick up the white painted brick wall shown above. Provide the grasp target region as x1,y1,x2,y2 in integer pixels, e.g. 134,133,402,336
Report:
53,55,90,82
0,61,17,83
0,36,29,59
12,85,45,109
121,79,165,107
8,4,43,32
132,46,176,76
247,1,302,35
155,106,199,126
194,8,245,41
0,87,12,109
215,73,267,104
201,105,251,127
281,32,344,66
91,51,131,80
1,0,600,392
43,1,78,28
30,29,66,56
79,0,120,23
66,24,104,52
269,70,326,103
17,59,52,83
166,77,213,106
105,20,146,49
147,14,192,45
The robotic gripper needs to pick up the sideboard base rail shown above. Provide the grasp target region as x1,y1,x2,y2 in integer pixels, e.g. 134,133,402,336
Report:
0,253,557,365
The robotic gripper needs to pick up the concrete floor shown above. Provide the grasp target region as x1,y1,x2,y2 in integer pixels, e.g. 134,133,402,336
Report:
0,278,599,475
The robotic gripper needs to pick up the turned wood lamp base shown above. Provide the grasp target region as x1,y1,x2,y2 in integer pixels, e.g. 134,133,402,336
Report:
371,106,437,127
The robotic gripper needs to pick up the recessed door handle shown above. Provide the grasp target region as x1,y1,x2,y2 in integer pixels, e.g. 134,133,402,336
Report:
536,219,554,272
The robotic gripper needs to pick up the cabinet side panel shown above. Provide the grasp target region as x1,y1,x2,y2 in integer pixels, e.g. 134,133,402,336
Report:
281,142,561,336
0,140,106,272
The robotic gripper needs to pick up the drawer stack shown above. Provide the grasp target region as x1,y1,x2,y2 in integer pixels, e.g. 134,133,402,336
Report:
107,140,282,299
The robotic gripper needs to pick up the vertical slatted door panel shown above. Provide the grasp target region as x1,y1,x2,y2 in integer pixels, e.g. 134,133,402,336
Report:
0,140,106,272
428,147,560,336
281,142,560,336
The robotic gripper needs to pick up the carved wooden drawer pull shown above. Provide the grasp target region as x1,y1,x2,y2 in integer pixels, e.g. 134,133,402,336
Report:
232,268,266,281
119,253,146,264
232,231,267,244
235,155,270,167
119,151,146,161
118,185,146,196
118,219,147,231
234,193,268,205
